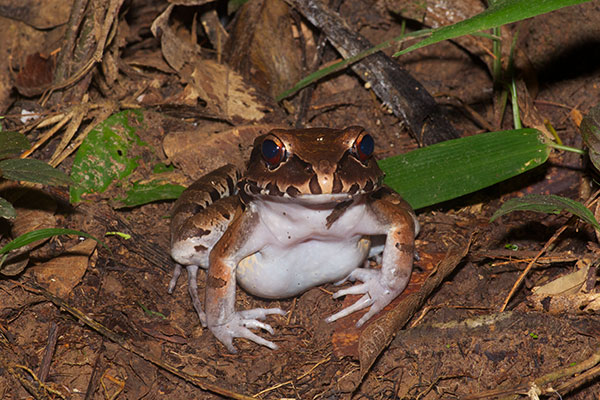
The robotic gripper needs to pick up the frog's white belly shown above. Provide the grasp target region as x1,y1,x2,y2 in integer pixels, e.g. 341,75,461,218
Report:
234,195,379,298
236,237,370,298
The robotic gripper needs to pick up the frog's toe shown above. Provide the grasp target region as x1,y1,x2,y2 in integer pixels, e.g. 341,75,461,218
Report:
241,328,279,350
325,294,373,323
331,282,368,298
167,263,183,293
355,302,386,327
210,311,282,352
239,307,287,320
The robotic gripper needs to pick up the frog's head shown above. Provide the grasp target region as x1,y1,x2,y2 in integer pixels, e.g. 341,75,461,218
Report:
240,126,384,200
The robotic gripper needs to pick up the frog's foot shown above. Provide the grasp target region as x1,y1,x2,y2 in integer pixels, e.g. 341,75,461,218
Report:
325,268,405,327
209,308,286,353
167,263,183,293
168,264,207,327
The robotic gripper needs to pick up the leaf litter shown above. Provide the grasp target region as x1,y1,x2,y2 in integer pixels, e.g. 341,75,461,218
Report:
0,0,599,399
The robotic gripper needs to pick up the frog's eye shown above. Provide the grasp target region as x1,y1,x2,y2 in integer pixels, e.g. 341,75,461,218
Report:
353,133,375,162
261,136,286,167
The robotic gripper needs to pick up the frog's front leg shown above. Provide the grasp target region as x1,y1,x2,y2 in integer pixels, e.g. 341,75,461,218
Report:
205,209,286,353
326,188,418,326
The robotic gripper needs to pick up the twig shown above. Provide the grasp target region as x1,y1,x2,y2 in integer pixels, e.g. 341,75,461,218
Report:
499,223,569,312
84,340,105,400
37,322,59,382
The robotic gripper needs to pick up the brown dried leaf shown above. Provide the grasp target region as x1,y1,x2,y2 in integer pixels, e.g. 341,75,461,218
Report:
199,9,228,50
151,5,268,121
516,79,553,139
225,0,303,98
192,59,268,121
571,107,584,127
32,239,97,297
14,52,56,97
124,49,175,74
163,123,281,177
528,258,600,314
0,189,57,275
0,256,29,276
0,0,72,29
0,17,46,112
11,189,57,241
529,290,600,314
532,259,590,297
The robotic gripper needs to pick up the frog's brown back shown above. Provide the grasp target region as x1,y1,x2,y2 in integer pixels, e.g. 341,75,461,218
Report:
170,164,241,241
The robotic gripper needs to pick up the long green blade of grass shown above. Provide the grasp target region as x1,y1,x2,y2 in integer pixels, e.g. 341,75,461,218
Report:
490,194,599,230
393,0,591,57
379,129,550,209
0,228,107,255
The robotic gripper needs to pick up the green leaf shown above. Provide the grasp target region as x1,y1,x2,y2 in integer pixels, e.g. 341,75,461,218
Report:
0,197,16,220
115,181,185,208
0,131,30,159
70,110,145,203
393,0,592,57
0,228,107,256
490,194,600,230
0,158,71,186
379,129,549,210
152,163,174,174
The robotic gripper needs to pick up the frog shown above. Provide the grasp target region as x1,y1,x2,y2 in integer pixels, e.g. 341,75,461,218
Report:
169,126,419,353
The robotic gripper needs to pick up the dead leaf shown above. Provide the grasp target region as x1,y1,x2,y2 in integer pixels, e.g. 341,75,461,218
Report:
11,189,57,238
124,49,176,74
166,0,215,5
0,17,47,112
571,108,583,127
163,123,281,176
191,59,268,121
532,260,590,297
151,5,268,121
0,0,72,29
516,79,553,140
225,0,303,98
32,239,97,297
0,189,59,275
528,258,600,314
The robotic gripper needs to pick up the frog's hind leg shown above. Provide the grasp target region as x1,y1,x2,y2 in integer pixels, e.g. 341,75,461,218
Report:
185,265,207,326
168,263,207,326
169,168,242,327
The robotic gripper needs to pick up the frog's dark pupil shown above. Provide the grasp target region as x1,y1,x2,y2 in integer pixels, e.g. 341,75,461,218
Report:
360,134,374,157
262,139,280,162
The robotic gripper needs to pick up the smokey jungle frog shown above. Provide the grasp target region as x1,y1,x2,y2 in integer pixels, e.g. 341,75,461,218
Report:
169,126,419,353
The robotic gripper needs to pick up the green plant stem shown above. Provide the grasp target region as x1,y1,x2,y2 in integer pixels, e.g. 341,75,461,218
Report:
546,142,586,155
509,78,522,129
491,27,502,85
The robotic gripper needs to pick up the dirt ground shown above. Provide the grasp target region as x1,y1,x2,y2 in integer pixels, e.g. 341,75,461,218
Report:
1,0,600,399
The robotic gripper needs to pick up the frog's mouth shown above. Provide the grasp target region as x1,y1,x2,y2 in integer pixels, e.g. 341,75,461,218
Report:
258,192,357,205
